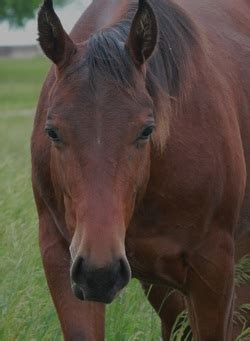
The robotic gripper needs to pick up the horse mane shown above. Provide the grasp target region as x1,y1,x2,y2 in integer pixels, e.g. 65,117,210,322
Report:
82,0,203,151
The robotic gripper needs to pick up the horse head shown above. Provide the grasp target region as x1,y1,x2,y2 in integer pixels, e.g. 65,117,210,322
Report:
38,0,158,303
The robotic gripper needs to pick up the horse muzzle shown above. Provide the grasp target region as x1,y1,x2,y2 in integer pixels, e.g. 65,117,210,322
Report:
70,256,131,304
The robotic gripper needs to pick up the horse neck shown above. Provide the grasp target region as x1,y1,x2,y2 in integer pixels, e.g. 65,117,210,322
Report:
143,1,210,152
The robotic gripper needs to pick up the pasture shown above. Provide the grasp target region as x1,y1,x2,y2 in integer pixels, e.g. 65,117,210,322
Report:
0,57,249,340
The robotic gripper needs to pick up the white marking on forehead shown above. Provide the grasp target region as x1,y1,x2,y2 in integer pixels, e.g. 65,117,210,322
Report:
95,114,103,145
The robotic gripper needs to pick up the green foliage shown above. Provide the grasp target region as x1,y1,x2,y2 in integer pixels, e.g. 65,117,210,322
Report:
170,310,192,341
0,0,68,27
235,256,250,287
235,326,250,341
235,304,250,341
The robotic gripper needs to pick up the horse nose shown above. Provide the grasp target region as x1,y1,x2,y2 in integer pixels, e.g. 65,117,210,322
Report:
70,256,131,304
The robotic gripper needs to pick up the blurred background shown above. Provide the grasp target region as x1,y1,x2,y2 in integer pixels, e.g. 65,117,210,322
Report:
0,0,162,340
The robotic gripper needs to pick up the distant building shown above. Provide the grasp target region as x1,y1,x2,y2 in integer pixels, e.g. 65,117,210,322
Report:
0,45,42,59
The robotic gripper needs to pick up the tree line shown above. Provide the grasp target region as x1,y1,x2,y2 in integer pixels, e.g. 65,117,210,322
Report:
0,0,67,27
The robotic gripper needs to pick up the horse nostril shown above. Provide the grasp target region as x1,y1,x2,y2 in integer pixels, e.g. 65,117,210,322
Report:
71,256,85,285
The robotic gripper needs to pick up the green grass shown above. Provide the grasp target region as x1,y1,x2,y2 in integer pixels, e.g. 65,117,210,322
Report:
0,57,50,112
0,57,161,340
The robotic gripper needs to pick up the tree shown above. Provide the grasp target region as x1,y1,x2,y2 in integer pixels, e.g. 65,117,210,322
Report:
0,0,68,27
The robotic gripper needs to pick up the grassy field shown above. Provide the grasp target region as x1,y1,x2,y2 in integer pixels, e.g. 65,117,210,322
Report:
0,57,161,340
0,58,50,113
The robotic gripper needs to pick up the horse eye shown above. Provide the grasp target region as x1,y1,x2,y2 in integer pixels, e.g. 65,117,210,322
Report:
46,128,60,142
139,125,155,140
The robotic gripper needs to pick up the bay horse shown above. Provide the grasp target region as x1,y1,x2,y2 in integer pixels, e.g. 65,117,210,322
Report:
31,0,250,339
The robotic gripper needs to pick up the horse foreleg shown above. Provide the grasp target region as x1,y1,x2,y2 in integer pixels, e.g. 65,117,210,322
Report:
39,209,105,341
185,230,234,341
140,282,185,340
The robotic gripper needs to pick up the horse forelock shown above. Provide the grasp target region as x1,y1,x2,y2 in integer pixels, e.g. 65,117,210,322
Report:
72,0,203,153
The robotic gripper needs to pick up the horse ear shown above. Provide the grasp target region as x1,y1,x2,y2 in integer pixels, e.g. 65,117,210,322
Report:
38,0,76,67
126,0,158,67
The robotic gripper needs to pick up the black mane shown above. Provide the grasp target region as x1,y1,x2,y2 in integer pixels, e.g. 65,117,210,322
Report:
84,0,200,95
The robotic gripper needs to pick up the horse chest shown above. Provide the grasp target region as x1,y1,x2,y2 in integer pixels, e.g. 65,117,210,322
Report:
125,161,222,288
125,227,189,289
126,206,202,289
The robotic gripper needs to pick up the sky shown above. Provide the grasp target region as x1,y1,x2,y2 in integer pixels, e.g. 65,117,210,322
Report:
0,1,91,46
